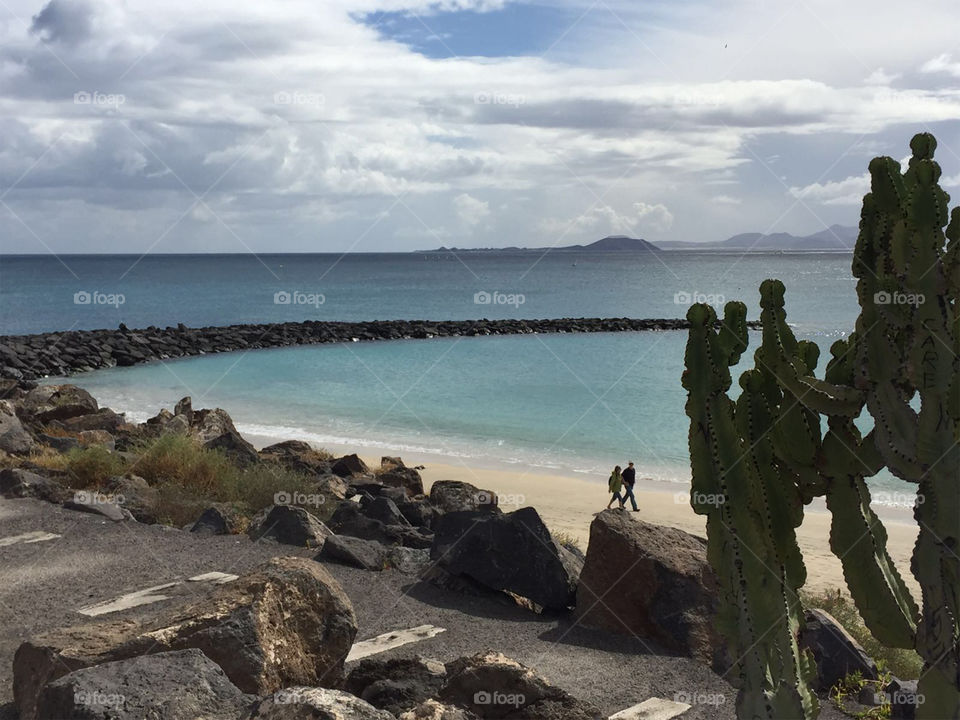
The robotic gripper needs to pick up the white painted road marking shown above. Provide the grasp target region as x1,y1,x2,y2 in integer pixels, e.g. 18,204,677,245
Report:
0,531,61,547
346,624,446,662
609,698,690,720
79,583,180,617
77,571,240,616
188,571,238,584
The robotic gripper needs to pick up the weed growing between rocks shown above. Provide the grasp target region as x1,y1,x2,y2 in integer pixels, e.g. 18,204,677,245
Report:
803,589,922,680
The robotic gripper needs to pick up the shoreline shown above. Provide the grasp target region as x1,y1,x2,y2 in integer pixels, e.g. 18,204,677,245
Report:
246,432,921,596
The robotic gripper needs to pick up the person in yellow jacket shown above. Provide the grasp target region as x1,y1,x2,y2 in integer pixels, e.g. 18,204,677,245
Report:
606,465,624,509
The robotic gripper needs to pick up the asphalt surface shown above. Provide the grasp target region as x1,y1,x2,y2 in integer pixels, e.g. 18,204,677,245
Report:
0,498,846,719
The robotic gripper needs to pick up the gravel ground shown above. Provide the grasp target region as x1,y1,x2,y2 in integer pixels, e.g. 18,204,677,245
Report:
0,497,846,719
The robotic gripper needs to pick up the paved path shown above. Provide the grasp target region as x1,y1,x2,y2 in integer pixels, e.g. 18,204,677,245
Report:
0,497,845,719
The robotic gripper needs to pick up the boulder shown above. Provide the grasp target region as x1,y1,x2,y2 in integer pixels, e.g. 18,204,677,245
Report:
77,429,116,451
191,503,248,535
60,408,125,433
35,649,254,720
332,453,370,478
431,507,581,610
361,495,408,526
379,466,425,496
14,557,358,719
260,440,333,475
574,511,723,667
329,501,395,543
64,491,131,522
0,468,70,503
430,480,501,514
318,535,388,571
345,656,447,715
887,677,921,720
0,400,35,454
191,407,259,465
106,475,160,524
400,700,478,720
393,493,438,529
253,687,395,719
247,504,332,548
800,608,879,691
387,546,431,574
173,395,193,423
38,433,79,452
439,651,602,719
19,384,98,422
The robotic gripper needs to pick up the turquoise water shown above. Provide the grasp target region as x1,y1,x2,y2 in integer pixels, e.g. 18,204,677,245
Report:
5,251,912,502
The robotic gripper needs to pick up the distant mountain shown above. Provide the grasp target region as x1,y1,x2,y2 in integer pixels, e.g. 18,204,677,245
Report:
655,224,858,251
422,235,660,254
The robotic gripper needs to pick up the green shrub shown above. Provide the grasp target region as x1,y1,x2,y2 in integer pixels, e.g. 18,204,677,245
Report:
62,446,126,488
803,589,923,680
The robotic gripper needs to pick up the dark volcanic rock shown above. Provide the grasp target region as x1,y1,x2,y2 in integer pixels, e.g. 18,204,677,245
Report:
247,504,332,548
260,439,332,475
19,384,98,422
60,407,125,433
191,503,248,535
0,468,69,502
192,407,259,465
318,535,388,570
361,495,407,526
35,649,254,720
800,608,879,691
332,453,370,477
345,656,447,715
253,688,395,719
379,465,425,496
0,399,35,454
439,651,602,720
400,699,478,719
0,318,758,381
574,510,723,667
14,557,358,719
430,480,501,514
431,507,581,610
64,492,132,522
106,474,160,524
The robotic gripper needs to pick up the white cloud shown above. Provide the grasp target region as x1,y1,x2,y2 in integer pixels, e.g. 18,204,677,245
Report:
789,174,869,206
1,0,959,252
864,68,900,86
453,192,489,226
921,53,960,78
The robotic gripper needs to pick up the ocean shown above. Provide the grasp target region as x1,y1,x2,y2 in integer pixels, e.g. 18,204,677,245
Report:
1,250,913,504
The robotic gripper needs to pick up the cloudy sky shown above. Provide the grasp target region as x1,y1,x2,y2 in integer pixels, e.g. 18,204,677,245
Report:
1,0,959,253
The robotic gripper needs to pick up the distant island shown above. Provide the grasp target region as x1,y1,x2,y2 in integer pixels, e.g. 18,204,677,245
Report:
420,225,858,254
423,235,660,254
654,224,857,251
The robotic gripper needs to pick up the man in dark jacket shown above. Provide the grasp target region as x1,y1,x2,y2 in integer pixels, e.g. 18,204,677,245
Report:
621,462,638,511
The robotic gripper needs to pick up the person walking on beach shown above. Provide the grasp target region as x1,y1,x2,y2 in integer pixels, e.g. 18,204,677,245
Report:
621,461,639,511
607,465,624,509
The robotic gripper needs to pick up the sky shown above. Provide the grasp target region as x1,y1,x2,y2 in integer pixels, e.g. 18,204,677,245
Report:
1,0,959,253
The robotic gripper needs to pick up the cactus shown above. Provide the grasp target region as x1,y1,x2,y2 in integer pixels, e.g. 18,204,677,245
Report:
682,133,959,719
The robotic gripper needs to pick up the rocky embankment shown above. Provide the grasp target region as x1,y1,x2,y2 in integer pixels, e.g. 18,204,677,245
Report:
0,384,895,719
0,317,760,381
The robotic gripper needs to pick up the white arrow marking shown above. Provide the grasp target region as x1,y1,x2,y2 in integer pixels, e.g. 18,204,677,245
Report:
609,698,691,720
346,624,446,662
0,531,61,547
78,583,181,617
188,571,238,584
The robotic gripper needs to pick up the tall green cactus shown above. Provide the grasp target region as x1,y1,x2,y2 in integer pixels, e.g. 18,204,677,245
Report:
682,133,959,719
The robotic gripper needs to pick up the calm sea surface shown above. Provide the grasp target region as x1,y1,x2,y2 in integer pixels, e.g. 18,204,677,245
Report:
1,251,912,503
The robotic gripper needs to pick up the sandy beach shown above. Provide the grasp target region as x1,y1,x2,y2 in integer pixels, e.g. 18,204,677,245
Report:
247,433,920,596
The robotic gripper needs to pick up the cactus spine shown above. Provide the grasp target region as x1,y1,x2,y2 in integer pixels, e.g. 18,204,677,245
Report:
682,133,959,719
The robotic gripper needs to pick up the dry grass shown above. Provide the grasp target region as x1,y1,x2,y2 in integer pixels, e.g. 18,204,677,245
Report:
551,529,582,552
59,446,126,489
803,588,922,680
129,434,321,528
